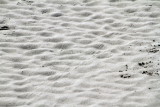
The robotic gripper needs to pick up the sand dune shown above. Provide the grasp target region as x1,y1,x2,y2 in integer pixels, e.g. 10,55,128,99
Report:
0,0,160,107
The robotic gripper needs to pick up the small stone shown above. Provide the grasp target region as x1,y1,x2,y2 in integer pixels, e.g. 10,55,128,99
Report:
138,63,142,66
0,26,9,30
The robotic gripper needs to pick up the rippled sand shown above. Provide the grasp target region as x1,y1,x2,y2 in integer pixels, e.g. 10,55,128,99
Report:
0,0,160,107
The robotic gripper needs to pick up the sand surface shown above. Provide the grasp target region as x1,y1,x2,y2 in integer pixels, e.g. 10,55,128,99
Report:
0,0,160,107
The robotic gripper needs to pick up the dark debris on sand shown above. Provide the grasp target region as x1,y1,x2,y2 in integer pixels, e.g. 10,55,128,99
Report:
148,48,159,53
138,61,152,68
120,74,131,78
119,65,131,78
119,40,159,79
138,61,159,76
142,70,159,76
0,26,9,30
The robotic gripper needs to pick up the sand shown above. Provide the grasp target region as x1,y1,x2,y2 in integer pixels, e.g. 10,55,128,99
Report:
0,0,160,107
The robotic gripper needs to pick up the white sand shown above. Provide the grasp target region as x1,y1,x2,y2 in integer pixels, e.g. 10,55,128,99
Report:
0,0,160,107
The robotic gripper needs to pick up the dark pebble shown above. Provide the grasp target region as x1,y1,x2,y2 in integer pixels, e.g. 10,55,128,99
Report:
0,26,9,30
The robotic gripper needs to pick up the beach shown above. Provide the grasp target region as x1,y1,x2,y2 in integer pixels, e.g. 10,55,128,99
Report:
0,0,160,107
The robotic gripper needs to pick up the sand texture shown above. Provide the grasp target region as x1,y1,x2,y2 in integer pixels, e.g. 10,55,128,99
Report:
0,0,160,107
